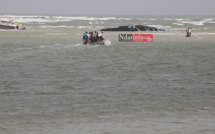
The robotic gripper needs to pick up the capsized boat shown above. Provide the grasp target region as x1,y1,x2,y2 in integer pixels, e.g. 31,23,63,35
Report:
0,20,25,30
101,25,165,31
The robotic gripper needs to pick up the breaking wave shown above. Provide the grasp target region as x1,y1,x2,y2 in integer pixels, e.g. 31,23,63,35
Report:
1,14,214,33
0,15,128,24
173,18,215,26
104,40,111,45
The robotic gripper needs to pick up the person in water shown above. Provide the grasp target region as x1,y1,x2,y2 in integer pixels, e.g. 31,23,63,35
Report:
98,31,104,41
189,28,192,37
89,31,98,43
186,28,192,37
95,31,99,41
16,22,19,29
186,28,189,37
89,31,95,43
83,32,88,44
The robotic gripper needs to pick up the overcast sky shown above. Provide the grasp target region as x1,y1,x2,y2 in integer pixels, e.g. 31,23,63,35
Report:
0,0,215,16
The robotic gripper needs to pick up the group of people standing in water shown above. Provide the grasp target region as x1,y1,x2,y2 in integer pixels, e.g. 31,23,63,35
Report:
186,28,192,37
82,31,104,44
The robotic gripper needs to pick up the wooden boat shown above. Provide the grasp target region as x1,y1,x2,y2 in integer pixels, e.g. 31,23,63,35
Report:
0,20,25,30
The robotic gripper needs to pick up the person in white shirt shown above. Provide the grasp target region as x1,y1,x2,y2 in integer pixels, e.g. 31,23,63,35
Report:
189,28,192,37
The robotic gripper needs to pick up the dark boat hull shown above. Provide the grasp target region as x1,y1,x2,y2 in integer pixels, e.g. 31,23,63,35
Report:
101,25,165,31
88,41,104,45
0,24,16,29
83,40,105,45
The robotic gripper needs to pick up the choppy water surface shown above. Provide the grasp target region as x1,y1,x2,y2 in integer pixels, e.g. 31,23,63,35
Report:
0,15,215,134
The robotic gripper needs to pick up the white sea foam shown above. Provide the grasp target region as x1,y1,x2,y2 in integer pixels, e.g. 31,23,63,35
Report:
0,15,49,18
173,23,184,26
204,18,215,24
104,40,111,45
1,15,214,28
181,20,205,26
0,15,117,24
1,14,214,34
78,26,92,29
163,18,174,21
175,18,189,21
40,25,74,28
171,28,186,31
173,18,215,26
118,18,132,20
45,33,70,36
0,15,52,23
88,21,99,25
74,43,82,47
52,16,117,21
137,18,157,21
148,25,166,29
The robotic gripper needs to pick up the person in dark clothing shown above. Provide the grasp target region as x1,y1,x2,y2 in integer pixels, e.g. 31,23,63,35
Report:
186,28,189,37
95,32,99,42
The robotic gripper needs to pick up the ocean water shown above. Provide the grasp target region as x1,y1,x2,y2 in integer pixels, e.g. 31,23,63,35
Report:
0,15,215,134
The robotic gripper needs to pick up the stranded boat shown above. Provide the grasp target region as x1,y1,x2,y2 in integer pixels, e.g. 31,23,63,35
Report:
101,25,165,31
0,20,25,30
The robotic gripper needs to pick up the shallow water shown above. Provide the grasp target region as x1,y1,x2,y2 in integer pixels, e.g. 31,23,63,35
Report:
0,15,215,134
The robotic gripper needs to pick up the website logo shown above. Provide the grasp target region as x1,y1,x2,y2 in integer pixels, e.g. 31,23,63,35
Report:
119,34,153,42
